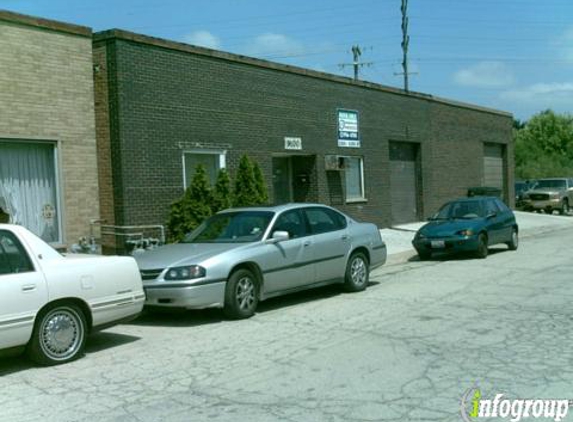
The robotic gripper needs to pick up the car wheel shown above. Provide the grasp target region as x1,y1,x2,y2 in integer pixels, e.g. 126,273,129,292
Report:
224,269,259,319
27,303,87,366
475,234,488,259
344,252,369,292
560,200,569,215
507,228,518,251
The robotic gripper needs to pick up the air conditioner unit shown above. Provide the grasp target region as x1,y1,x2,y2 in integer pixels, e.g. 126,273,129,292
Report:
325,155,346,171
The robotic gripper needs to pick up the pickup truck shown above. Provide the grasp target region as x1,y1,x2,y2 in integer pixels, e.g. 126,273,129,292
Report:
0,224,145,365
522,178,573,215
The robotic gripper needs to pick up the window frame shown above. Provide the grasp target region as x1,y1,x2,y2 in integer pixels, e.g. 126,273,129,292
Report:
0,139,63,244
341,155,366,203
182,149,227,189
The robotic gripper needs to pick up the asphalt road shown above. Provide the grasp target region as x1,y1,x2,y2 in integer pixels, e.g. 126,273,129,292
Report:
2,226,573,422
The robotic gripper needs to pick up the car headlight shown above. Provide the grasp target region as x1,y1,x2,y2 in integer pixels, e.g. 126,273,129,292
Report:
416,232,426,239
550,193,560,199
456,229,474,236
164,265,206,280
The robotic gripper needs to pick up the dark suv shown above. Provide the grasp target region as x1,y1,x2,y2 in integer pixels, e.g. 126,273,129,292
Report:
522,178,573,215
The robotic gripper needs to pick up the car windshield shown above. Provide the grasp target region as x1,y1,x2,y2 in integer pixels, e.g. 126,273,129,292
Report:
535,179,566,189
182,211,274,243
433,201,486,220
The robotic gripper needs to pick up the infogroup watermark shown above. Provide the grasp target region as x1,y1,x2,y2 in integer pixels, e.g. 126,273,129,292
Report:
461,387,570,422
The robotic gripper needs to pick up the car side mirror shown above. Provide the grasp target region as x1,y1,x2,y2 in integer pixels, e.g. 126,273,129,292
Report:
486,212,497,219
267,230,290,244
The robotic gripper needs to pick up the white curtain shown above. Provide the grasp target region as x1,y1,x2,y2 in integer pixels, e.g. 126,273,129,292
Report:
0,141,59,242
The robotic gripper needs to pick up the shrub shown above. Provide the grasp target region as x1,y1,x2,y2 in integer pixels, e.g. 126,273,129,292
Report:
167,164,213,242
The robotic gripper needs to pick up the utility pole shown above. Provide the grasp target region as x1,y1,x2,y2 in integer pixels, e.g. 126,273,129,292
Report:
339,45,373,81
401,0,409,91
399,0,412,92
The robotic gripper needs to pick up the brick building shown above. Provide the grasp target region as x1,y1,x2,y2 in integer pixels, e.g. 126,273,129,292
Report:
92,29,513,248
0,11,100,246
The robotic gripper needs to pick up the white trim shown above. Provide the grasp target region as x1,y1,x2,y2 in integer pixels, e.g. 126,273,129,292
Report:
53,141,64,244
340,155,366,202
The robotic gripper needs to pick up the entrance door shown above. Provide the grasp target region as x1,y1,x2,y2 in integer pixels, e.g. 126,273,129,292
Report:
272,157,292,204
390,142,420,225
483,143,505,198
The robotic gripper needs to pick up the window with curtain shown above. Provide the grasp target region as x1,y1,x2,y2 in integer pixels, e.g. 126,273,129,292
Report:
183,151,226,188
0,141,60,243
344,156,365,202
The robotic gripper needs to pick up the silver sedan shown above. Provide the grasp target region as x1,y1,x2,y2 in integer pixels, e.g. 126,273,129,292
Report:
135,204,386,319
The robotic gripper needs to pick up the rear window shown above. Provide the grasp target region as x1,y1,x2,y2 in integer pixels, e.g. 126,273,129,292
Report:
305,207,347,234
0,230,34,275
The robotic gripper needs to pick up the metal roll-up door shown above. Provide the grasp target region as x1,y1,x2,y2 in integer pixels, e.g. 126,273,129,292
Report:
390,142,419,225
483,143,505,197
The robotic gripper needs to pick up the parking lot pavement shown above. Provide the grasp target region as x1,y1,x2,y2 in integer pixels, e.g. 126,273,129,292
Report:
2,221,573,422
380,210,573,265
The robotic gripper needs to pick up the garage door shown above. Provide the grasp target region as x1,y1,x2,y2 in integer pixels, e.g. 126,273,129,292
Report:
390,142,419,225
483,143,505,197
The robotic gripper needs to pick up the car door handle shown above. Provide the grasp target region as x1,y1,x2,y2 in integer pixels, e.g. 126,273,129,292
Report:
303,241,311,247
21,284,37,292
341,235,349,241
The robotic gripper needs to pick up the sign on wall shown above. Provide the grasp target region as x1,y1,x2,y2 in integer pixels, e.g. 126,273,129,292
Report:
284,137,302,150
338,109,360,148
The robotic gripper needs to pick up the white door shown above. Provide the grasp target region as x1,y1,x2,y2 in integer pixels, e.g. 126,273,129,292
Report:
0,230,47,349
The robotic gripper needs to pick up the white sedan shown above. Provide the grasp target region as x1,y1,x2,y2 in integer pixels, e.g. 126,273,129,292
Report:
0,224,145,365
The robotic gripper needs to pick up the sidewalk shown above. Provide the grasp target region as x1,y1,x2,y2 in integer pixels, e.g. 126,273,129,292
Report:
380,211,573,265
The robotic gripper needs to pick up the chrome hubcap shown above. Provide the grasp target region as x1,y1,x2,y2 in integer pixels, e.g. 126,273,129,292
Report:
351,257,367,286
236,277,255,310
40,309,82,360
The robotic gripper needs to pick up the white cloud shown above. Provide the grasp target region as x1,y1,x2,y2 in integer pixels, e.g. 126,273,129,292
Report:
500,82,573,106
556,27,573,62
182,30,221,50
243,33,305,58
454,61,515,88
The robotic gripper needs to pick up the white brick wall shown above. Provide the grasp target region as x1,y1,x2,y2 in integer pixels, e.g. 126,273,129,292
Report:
0,20,100,245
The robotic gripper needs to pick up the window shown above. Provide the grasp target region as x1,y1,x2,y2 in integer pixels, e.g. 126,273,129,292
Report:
494,199,511,213
0,141,60,243
305,207,347,234
343,156,365,202
485,199,499,216
183,150,226,188
272,209,306,239
0,230,34,275
183,211,273,243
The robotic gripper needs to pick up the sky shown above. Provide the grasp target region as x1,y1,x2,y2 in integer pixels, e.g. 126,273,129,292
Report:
2,0,573,121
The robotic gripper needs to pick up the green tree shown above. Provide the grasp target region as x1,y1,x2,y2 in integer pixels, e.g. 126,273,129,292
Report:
253,161,269,205
167,164,213,242
233,155,259,207
514,110,573,179
213,168,232,212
